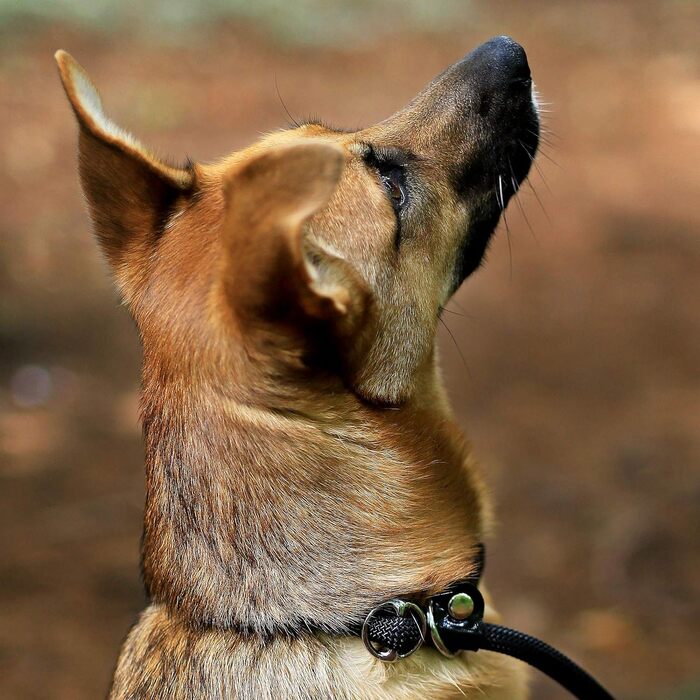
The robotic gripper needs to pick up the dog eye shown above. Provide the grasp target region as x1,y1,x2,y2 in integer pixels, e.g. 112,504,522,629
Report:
380,168,406,209
361,144,409,228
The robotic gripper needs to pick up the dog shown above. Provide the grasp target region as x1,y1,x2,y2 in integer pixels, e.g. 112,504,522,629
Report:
56,35,539,699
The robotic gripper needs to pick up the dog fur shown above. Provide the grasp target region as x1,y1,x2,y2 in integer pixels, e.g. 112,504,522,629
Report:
56,37,539,699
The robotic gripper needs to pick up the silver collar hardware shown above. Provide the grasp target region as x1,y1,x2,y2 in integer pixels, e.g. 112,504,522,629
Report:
427,585,486,657
426,599,458,658
361,582,486,662
361,599,427,661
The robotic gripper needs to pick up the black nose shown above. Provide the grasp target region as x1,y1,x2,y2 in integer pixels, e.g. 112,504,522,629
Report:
485,36,531,85
459,35,532,100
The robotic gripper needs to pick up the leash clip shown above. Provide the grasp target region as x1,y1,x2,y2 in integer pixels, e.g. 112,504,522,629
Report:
427,582,485,657
361,599,427,662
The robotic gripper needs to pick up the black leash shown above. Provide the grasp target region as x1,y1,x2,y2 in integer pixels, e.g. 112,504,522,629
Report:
359,580,615,699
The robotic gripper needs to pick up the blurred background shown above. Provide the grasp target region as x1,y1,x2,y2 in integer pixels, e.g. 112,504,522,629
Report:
1,1,698,698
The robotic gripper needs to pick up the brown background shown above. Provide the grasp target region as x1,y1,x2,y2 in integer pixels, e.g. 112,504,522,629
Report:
1,1,698,698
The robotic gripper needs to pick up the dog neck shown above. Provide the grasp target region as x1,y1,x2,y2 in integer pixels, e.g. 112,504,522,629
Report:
139,348,488,635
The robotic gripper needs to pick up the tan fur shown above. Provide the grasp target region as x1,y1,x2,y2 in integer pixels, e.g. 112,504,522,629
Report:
55,41,538,699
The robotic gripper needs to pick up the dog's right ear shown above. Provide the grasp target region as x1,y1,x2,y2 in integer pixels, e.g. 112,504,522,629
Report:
55,50,194,297
222,141,369,325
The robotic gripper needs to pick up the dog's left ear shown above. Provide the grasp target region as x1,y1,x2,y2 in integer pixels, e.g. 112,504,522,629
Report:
55,50,194,298
222,141,369,325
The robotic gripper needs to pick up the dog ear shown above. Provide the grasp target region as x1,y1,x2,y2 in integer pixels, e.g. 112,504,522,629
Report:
55,50,194,295
222,140,367,324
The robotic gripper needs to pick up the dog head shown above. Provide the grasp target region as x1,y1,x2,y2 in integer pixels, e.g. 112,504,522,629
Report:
56,37,538,407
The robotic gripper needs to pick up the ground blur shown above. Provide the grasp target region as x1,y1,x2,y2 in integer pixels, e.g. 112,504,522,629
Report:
0,1,698,698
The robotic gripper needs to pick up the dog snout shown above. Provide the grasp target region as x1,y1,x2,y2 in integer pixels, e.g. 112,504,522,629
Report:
483,36,531,87
456,36,533,114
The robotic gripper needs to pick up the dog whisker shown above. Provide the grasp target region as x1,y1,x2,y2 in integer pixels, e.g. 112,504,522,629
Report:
514,140,551,223
494,179,504,212
447,297,474,320
438,315,471,379
503,215,513,281
509,159,537,243
519,141,551,194
537,148,562,170
274,73,301,129
438,305,465,319
496,174,514,280
530,131,557,150
529,127,559,143
526,180,552,225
